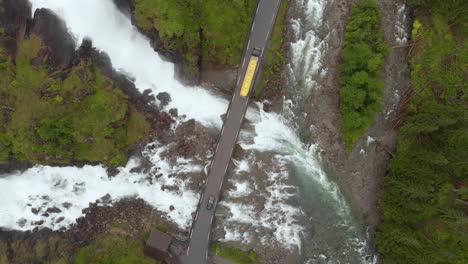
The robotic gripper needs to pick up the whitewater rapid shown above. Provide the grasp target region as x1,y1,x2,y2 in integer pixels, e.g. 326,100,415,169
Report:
1,0,375,262
30,0,227,128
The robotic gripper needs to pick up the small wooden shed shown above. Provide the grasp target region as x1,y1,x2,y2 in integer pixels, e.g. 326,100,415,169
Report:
144,230,172,262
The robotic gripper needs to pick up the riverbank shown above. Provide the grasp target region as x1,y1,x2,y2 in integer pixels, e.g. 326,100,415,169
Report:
302,0,411,233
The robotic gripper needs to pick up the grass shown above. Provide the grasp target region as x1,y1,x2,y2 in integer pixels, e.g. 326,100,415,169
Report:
211,242,260,264
0,34,151,166
254,0,289,98
74,234,158,264
338,0,390,151
155,224,169,233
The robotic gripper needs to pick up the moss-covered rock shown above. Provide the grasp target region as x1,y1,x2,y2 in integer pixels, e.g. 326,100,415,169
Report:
0,8,151,167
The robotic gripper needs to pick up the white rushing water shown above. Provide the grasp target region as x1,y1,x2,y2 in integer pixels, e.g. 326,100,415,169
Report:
220,0,375,262
1,0,374,262
30,0,228,128
0,142,199,230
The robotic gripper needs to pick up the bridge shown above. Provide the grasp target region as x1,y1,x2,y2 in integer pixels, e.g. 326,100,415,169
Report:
182,0,282,263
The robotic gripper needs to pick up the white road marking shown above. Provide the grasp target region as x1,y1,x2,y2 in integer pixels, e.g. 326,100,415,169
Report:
187,246,190,256
247,39,251,50
251,22,255,32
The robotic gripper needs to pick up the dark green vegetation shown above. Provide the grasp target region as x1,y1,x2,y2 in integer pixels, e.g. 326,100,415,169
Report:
376,1,468,263
0,235,70,264
211,242,259,264
75,233,158,264
134,0,256,78
339,0,389,150
0,34,150,167
254,0,288,99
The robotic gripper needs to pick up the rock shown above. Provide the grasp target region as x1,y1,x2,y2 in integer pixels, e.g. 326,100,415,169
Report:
200,62,238,93
174,119,215,158
142,89,156,102
30,8,76,68
169,205,175,211
16,218,27,227
156,92,171,107
169,108,178,117
112,0,134,16
107,167,120,177
76,38,94,58
32,220,44,226
55,217,65,223
46,207,62,214
31,208,39,215
0,0,31,57
99,194,112,204
41,213,49,218
62,202,72,209
262,101,273,112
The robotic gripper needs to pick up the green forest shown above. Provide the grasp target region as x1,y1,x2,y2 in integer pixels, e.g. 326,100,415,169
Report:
376,0,467,263
339,0,389,150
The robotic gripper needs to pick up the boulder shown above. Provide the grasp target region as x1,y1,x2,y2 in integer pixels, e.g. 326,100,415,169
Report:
30,8,76,68
112,0,134,16
0,0,31,57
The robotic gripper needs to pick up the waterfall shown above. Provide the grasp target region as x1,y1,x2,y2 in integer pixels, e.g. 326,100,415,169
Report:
0,0,376,262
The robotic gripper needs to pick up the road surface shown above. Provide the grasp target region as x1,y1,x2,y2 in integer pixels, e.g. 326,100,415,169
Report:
183,0,282,263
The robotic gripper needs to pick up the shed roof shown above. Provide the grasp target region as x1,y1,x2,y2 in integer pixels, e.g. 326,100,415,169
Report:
146,230,172,252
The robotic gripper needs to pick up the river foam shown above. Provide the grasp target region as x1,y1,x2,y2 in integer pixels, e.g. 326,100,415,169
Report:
0,142,199,231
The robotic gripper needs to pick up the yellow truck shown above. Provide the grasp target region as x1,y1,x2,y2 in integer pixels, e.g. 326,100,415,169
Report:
240,47,262,97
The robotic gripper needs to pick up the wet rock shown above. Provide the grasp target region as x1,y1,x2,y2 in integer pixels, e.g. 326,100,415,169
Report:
0,0,31,57
16,218,27,228
200,62,237,93
142,89,156,102
30,8,76,68
76,38,94,58
169,108,178,117
46,207,62,214
31,208,39,215
32,220,44,226
99,194,112,204
107,167,120,177
169,205,175,211
174,119,215,158
262,101,273,112
41,213,49,218
62,202,72,209
55,217,65,224
112,0,134,16
156,92,171,107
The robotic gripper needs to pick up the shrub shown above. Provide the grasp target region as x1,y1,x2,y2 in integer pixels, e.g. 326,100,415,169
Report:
339,0,389,151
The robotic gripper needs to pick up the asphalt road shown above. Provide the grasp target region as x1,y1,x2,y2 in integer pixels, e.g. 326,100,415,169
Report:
183,1,282,263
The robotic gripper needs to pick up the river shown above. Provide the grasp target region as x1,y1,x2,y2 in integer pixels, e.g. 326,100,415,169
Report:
0,0,375,263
